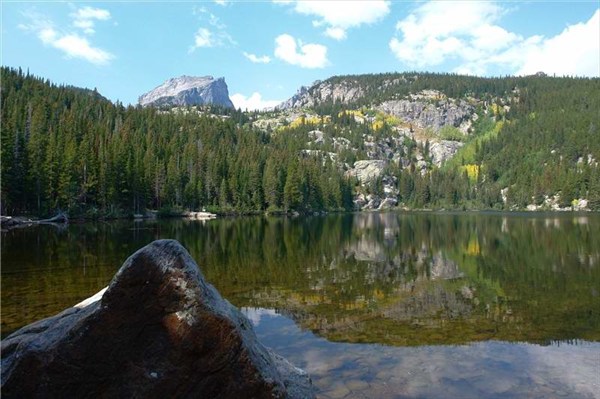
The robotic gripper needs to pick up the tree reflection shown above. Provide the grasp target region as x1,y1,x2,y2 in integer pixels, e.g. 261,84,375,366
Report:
2,212,599,344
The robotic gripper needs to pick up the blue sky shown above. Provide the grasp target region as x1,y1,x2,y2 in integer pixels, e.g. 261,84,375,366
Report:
3,1,599,110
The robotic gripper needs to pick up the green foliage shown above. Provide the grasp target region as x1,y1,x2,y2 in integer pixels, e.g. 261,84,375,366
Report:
0,67,353,216
438,126,466,142
306,71,599,210
310,72,530,108
442,117,500,170
2,67,599,214
472,78,600,209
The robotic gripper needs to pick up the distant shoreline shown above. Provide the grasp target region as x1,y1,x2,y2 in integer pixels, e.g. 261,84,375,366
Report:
2,207,597,231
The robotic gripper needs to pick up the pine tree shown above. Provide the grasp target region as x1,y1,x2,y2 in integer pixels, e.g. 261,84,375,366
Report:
284,162,302,211
219,178,229,209
263,159,283,210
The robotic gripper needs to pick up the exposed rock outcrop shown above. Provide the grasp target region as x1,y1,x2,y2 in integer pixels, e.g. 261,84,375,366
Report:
376,96,474,132
276,79,476,134
272,75,496,211
1,240,314,399
307,129,324,144
378,197,398,210
139,75,234,108
429,140,464,167
348,160,386,185
277,80,365,110
363,195,382,210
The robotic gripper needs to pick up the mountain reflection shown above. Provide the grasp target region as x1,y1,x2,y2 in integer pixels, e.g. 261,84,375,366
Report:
2,212,599,344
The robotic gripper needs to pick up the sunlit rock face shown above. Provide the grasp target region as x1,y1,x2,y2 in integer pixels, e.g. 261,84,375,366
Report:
276,80,366,110
376,96,474,132
348,160,387,185
1,240,314,399
139,75,235,108
429,140,464,167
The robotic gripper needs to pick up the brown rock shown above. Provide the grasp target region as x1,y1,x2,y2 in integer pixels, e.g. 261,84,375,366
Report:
1,239,314,398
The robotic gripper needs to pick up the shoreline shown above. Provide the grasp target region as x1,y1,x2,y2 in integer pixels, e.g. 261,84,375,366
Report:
2,207,597,231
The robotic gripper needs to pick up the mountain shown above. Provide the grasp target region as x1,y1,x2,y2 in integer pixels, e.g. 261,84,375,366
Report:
139,75,234,108
258,72,600,211
276,73,502,110
1,67,352,217
2,66,599,217
276,74,418,110
276,78,366,110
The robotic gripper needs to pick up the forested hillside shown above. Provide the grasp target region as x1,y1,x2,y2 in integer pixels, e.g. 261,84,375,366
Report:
265,72,600,210
1,67,353,217
2,67,599,217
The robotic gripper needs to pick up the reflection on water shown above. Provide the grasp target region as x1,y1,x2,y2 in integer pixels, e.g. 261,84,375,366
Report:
244,308,600,399
2,212,600,397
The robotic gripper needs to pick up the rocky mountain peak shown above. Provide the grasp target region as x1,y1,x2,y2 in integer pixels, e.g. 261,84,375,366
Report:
139,75,234,108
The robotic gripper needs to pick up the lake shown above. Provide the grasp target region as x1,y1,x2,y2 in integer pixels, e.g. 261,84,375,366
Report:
2,212,599,398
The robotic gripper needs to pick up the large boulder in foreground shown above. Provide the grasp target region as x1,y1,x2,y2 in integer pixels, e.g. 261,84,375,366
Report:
1,240,314,398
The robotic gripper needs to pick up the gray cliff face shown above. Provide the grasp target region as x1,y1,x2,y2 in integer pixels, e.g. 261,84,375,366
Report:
277,85,311,110
278,78,475,132
429,140,465,167
139,75,235,108
277,80,365,110
376,97,474,131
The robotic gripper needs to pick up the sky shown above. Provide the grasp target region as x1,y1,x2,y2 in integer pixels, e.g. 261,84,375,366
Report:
2,1,599,110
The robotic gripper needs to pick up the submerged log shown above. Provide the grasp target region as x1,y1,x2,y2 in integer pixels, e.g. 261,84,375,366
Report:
37,212,69,224
1,239,314,398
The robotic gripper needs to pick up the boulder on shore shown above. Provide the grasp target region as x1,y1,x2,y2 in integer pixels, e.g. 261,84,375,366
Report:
1,239,314,399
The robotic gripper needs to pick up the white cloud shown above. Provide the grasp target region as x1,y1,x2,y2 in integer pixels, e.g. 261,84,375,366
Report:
243,51,271,64
36,27,113,65
189,8,235,52
324,27,346,41
189,26,235,52
389,1,600,77
241,307,278,326
49,33,113,65
277,0,390,40
294,0,390,28
19,10,114,65
70,6,111,35
192,28,214,48
274,34,328,68
214,0,229,6
516,10,600,77
389,1,505,67
231,92,282,111
71,6,110,21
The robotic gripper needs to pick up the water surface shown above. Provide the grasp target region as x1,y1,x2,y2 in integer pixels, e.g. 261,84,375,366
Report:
2,212,599,398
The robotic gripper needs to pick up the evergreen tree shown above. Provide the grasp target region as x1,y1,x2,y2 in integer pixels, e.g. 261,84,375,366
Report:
284,162,302,211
